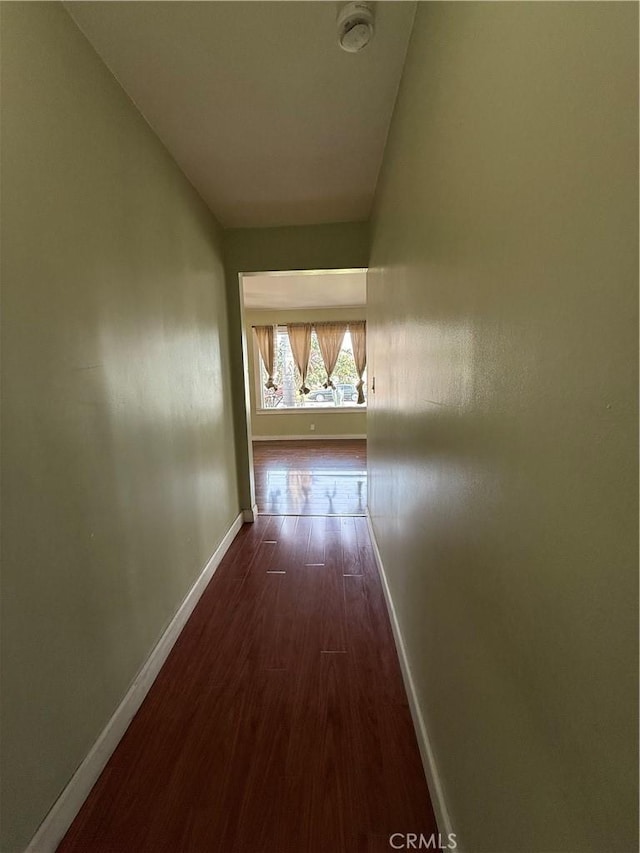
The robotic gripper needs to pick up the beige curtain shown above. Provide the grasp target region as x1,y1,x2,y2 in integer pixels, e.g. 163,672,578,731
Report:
315,322,347,388
350,321,367,404
287,323,312,394
253,325,277,389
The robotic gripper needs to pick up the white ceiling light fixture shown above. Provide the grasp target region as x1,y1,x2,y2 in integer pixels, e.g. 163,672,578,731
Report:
337,2,375,53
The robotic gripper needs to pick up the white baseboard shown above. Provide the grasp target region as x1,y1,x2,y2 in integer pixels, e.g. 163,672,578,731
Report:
365,510,455,843
25,512,244,853
252,433,366,441
242,504,259,522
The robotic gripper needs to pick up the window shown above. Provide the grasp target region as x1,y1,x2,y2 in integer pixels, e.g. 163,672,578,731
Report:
258,325,366,409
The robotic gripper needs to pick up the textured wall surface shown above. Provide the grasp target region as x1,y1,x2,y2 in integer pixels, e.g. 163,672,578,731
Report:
367,4,638,851
1,5,239,849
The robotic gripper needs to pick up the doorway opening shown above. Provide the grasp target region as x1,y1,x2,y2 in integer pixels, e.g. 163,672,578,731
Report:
238,268,368,516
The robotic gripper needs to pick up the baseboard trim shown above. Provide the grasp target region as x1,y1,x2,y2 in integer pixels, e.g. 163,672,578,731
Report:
252,434,366,441
242,504,259,522
25,512,244,853
365,510,455,843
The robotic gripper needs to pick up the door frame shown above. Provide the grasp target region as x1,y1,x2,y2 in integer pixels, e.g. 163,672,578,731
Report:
236,267,367,519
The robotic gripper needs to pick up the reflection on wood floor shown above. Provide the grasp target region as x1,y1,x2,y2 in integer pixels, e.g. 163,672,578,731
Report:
253,439,367,516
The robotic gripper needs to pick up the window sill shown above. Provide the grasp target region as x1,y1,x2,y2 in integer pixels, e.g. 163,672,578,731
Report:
255,407,366,415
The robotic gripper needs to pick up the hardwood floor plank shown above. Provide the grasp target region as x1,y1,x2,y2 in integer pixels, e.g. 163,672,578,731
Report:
319,526,348,652
341,515,364,575
354,515,379,578
306,654,356,850
344,575,407,707
220,519,265,578
306,515,327,565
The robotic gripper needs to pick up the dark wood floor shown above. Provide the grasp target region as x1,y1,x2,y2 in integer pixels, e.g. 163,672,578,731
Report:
253,439,367,516
58,515,437,853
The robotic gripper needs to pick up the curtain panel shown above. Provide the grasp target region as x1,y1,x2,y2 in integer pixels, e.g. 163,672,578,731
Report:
314,322,347,389
287,323,312,394
349,321,367,404
253,325,277,389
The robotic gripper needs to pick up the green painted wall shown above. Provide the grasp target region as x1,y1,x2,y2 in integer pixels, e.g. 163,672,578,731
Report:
0,5,239,850
224,223,370,508
245,307,367,438
367,4,638,852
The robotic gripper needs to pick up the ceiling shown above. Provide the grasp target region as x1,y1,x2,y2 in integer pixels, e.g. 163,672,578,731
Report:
66,2,416,228
242,270,367,310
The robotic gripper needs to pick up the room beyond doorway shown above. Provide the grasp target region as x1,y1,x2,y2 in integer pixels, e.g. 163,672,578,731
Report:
239,267,368,519
253,439,366,516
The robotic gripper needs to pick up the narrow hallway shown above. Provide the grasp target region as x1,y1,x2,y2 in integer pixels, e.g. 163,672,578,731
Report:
58,516,437,852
